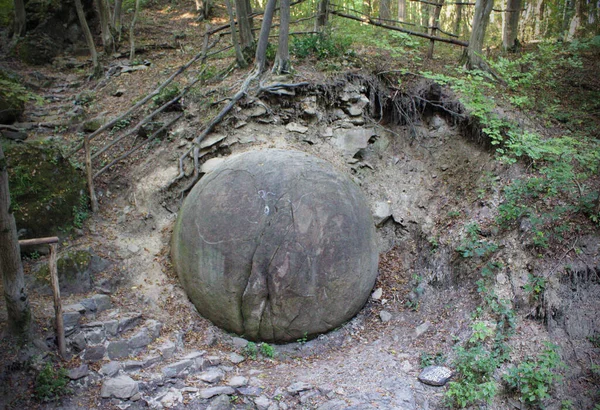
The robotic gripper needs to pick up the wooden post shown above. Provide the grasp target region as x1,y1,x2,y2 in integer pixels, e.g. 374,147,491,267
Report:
84,134,99,212
48,242,66,358
18,236,65,358
427,0,445,58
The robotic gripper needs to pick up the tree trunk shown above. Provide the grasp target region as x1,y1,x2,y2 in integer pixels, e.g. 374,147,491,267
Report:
226,0,248,67
421,3,430,32
75,0,102,77
96,0,115,54
130,0,140,61
235,0,255,55
113,0,123,43
502,0,522,50
315,0,329,31
380,0,391,21
273,0,291,74
255,0,277,72
13,0,26,37
454,3,463,36
462,0,493,69
533,0,544,38
0,145,32,339
427,0,444,58
397,0,405,21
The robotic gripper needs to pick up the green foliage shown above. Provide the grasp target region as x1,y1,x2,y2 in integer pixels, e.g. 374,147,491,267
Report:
244,342,258,360
34,362,71,402
420,351,445,368
110,119,131,135
291,31,352,60
456,223,498,259
523,274,546,301
73,194,89,229
588,334,600,348
445,345,500,408
469,321,494,344
0,0,13,27
153,84,180,107
296,332,308,344
260,343,275,359
503,342,564,406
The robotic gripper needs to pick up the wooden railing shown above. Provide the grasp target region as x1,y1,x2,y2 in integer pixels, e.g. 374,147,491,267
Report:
19,236,66,358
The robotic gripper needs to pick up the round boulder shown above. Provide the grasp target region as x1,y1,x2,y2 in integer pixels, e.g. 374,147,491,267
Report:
171,149,378,343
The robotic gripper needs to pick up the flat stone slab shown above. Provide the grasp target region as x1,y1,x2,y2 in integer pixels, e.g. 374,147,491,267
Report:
418,366,453,386
199,386,235,399
101,375,139,399
162,359,193,378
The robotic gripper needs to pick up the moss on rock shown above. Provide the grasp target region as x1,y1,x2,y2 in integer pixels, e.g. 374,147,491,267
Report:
2,140,87,238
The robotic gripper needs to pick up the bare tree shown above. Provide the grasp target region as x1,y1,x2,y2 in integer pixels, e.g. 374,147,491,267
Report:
255,0,277,72
113,0,124,43
130,0,141,61
273,0,291,74
96,0,115,54
0,145,32,339
235,0,255,55
462,0,493,69
75,0,102,77
380,0,391,22
398,0,406,21
226,0,248,67
315,0,330,31
502,0,522,51
13,0,26,38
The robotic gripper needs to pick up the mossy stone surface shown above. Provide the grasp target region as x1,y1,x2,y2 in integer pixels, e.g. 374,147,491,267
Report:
3,140,87,238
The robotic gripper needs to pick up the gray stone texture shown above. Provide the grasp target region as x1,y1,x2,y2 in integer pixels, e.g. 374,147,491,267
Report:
171,149,378,342
107,340,130,360
100,375,139,399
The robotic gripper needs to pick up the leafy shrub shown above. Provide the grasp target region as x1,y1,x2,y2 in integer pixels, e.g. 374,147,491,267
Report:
152,84,180,107
34,362,71,402
243,342,258,360
260,343,275,358
291,31,352,60
503,342,564,406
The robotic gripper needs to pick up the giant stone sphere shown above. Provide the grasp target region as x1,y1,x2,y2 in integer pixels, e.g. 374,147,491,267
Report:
171,149,378,342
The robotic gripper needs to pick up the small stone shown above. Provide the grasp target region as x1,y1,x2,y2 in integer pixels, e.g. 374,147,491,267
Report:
206,355,221,366
91,293,111,310
379,310,392,323
0,130,28,141
143,355,162,368
418,366,453,386
84,328,105,344
83,344,106,361
104,320,119,336
227,376,248,387
199,133,228,149
157,340,176,360
100,361,122,377
67,364,89,380
228,353,245,364
199,386,235,399
254,395,271,410
162,359,193,378
118,314,142,333
113,89,126,97
236,386,263,396
246,105,268,118
287,381,312,395
415,321,431,337
207,394,233,410
127,244,140,254
101,375,139,399
199,369,224,383
371,288,383,300
128,328,152,350
145,320,163,338
231,337,248,349
70,332,87,351
161,389,183,408
79,298,97,312
107,340,130,360
321,127,333,138
285,122,308,134
373,201,392,227
317,399,347,410
122,360,144,371
63,311,82,328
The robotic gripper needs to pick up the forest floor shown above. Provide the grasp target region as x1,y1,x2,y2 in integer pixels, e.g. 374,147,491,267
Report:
1,2,600,410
